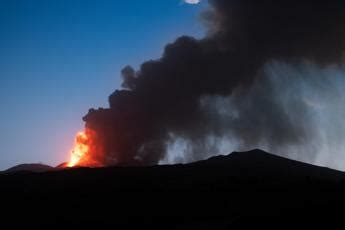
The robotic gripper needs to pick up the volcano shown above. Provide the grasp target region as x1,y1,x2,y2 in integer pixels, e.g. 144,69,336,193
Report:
1,149,345,228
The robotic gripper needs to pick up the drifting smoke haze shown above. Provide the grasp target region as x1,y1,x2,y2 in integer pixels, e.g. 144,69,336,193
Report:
184,0,201,4
80,0,345,169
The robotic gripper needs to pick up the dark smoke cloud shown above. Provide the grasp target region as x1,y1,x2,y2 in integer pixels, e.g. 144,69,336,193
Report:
83,0,345,166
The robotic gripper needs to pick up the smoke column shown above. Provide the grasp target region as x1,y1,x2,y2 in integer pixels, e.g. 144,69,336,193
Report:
80,0,345,169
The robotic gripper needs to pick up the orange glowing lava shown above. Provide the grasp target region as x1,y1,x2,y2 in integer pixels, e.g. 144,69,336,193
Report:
67,128,104,168
67,131,90,167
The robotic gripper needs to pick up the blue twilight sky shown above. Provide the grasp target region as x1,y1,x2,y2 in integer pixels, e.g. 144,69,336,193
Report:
0,0,208,169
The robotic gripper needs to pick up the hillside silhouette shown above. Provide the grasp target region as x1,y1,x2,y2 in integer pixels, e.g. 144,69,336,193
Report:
1,149,345,228
4,163,55,173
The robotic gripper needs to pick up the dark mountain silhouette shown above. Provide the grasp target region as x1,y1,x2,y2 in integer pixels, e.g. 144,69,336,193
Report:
193,149,344,180
1,149,345,228
3,163,55,173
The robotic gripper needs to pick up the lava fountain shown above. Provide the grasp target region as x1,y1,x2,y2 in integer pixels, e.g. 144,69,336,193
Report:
67,128,103,168
67,131,89,167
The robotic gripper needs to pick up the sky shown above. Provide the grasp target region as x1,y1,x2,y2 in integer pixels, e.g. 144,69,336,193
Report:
0,0,208,169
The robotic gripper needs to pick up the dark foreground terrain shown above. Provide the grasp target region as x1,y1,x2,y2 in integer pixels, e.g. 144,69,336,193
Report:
1,149,345,229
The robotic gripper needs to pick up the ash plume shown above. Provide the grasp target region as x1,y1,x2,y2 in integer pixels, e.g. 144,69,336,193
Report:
82,0,345,167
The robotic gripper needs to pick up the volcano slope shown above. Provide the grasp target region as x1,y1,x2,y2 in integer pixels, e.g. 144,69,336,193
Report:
1,149,345,228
